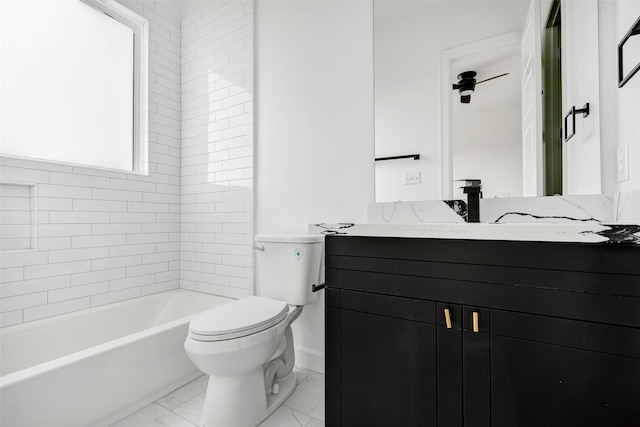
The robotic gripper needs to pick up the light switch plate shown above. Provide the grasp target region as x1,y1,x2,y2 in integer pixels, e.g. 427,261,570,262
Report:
403,171,421,185
617,143,629,182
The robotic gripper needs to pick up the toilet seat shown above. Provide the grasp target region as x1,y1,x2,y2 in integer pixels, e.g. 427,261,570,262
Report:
188,296,289,342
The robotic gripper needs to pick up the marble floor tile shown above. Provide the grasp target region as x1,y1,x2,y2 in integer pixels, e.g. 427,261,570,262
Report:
283,372,325,419
156,376,208,411
109,403,195,427
257,405,311,427
171,391,205,425
293,366,310,384
306,418,325,427
111,369,325,427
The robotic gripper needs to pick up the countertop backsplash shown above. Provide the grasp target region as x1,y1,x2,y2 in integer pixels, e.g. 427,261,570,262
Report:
310,191,640,245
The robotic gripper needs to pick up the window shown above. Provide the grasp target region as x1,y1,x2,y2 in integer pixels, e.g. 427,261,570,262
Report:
0,0,148,173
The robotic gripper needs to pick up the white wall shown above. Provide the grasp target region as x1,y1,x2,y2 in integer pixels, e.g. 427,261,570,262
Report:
0,0,182,327
180,1,254,300
255,0,375,373
595,0,640,195
598,0,620,195
616,0,640,193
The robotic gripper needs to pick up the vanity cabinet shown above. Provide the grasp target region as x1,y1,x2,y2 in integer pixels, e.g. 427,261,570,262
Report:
325,235,640,426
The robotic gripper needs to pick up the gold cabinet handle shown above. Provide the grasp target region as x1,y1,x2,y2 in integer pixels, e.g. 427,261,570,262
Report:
444,308,452,329
472,311,479,333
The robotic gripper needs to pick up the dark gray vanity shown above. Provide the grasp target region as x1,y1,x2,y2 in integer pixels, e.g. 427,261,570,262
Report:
325,234,640,426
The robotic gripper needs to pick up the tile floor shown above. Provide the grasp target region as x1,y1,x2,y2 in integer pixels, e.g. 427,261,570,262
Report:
110,368,325,427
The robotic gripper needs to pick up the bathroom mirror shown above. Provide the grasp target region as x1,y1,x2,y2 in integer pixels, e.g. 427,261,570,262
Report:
374,0,603,202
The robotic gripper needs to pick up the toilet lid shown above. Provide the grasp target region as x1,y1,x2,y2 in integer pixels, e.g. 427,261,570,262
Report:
189,296,288,341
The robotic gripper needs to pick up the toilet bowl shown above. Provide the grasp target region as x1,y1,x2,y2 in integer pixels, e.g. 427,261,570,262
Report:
184,234,323,427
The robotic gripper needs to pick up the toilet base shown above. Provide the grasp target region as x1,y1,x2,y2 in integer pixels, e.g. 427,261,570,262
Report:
199,369,297,427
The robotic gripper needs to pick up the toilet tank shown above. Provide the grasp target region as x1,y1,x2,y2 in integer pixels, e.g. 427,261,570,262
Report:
254,234,324,305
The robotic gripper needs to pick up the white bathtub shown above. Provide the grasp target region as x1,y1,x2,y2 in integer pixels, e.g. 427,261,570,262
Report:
0,289,231,427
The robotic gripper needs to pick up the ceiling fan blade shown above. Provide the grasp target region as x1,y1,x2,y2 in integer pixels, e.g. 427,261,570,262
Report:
460,95,471,104
476,73,510,85
452,83,462,90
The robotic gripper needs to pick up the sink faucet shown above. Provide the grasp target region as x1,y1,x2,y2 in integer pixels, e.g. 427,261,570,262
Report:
459,179,482,223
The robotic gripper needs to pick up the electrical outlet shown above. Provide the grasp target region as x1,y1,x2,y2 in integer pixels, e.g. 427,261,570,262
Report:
617,143,629,182
403,171,421,185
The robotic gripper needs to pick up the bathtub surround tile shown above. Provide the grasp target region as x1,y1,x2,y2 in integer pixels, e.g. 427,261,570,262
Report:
0,251,48,269
48,282,110,303
92,255,142,271
221,286,252,299
109,243,157,257
0,267,23,283
71,268,126,286
127,262,170,277
36,236,72,251
0,275,70,298
109,274,157,292
91,287,142,307
23,260,91,280
48,247,110,264
0,0,182,326
0,183,35,251
0,310,23,327
141,279,181,296
38,223,92,238
23,296,90,322
180,0,254,299
0,165,50,183
0,292,48,313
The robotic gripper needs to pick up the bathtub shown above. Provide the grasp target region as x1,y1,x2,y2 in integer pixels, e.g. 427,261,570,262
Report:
0,289,231,427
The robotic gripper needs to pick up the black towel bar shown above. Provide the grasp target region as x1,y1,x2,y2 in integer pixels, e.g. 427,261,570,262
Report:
375,154,420,161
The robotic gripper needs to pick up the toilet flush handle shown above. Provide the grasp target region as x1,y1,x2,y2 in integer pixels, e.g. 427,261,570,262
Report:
312,283,326,292
252,244,265,251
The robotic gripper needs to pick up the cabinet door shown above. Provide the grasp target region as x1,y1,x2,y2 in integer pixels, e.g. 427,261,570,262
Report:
436,303,462,427
339,291,437,427
490,311,640,426
462,306,491,427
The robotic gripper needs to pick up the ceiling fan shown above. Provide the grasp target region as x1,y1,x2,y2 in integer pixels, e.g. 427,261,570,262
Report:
452,71,509,104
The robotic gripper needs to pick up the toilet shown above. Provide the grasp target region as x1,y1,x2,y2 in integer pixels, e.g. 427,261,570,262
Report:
184,234,324,427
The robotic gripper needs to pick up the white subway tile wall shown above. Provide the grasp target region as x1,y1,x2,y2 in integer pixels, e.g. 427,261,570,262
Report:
0,0,182,327
180,1,254,299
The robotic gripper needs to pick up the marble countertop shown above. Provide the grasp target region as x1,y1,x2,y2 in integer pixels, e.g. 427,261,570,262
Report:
310,223,640,245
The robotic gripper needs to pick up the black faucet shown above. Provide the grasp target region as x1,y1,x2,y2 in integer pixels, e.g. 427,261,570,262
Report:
459,179,482,223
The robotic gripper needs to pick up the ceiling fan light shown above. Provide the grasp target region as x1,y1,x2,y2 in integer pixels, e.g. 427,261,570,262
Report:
460,88,474,96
